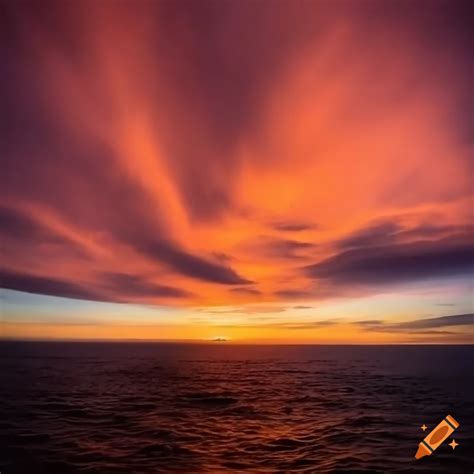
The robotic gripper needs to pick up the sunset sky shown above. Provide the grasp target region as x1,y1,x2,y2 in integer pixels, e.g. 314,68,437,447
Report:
1,0,473,343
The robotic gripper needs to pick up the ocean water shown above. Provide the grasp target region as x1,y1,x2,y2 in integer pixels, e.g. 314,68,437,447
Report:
0,342,473,473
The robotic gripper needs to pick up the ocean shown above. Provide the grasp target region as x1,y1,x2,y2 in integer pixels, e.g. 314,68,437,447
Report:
0,342,473,473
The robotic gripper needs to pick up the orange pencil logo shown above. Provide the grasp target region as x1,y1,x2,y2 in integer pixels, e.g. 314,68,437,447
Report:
415,414,459,459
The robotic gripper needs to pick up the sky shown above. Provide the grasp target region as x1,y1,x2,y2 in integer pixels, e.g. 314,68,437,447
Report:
1,0,473,343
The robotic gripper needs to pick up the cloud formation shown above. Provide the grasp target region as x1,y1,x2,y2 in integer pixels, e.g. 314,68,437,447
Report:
212,314,473,341
0,270,105,303
271,221,317,233
1,0,472,310
306,232,473,288
356,313,474,334
396,313,473,330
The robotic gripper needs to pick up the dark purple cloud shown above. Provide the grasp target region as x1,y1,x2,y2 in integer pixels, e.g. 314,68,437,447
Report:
395,313,473,330
336,218,467,251
137,240,251,285
337,220,402,249
306,234,474,286
0,207,90,263
0,206,65,244
0,269,191,304
0,270,106,303
356,313,474,333
100,272,191,299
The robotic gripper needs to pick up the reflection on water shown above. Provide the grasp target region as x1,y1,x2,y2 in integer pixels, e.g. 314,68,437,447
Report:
1,343,473,473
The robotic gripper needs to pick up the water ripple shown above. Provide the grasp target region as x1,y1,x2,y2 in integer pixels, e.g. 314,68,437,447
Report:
1,342,473,473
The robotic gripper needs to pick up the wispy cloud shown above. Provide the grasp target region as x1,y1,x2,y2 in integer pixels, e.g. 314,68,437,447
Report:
356,314,474,334
0,270,106,303
229,287,262,296
216,319,340,330
306,233,473,288
271,221,317,232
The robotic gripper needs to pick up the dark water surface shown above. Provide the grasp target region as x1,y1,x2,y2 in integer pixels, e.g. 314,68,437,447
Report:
0,342,473,473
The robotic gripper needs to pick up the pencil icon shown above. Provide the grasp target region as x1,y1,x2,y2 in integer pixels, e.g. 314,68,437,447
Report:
415,414,459,459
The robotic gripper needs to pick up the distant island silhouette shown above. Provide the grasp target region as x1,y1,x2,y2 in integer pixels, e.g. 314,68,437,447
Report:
212,337,227,342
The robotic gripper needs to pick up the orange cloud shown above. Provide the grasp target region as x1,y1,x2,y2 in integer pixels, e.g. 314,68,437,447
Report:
1,1,472,317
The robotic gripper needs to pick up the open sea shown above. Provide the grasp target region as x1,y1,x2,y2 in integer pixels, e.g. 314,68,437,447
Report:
0,342,473,473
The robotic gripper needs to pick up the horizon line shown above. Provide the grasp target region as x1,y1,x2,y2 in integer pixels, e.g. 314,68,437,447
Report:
1,337,473,346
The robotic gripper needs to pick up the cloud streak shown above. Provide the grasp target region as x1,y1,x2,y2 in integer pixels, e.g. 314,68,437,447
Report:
0,270,105,303
306,233,473,288
356,314,474,334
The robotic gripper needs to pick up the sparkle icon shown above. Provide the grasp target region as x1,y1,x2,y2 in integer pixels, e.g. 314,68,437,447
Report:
421,424,428,431
449,439,459,450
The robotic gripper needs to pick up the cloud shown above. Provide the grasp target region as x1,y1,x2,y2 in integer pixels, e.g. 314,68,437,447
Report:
274,289,315,299
0,270,106,303
212,252,234,263
136,240,252,285
271,221,316,232
0,205,84,254
0,0,472,313
229,287,262,296
217,319,339,330
398,223,468,240
356,314,474,333
337,220,402,249
356,320,385,328
200,305,287,315
337,218,470,250
270,320,339,330
0,268,192,304
240,236,315,260
211,314,473,338
0,206,56,242
306,234,473,287
100,272,191,299
395,313,474,330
